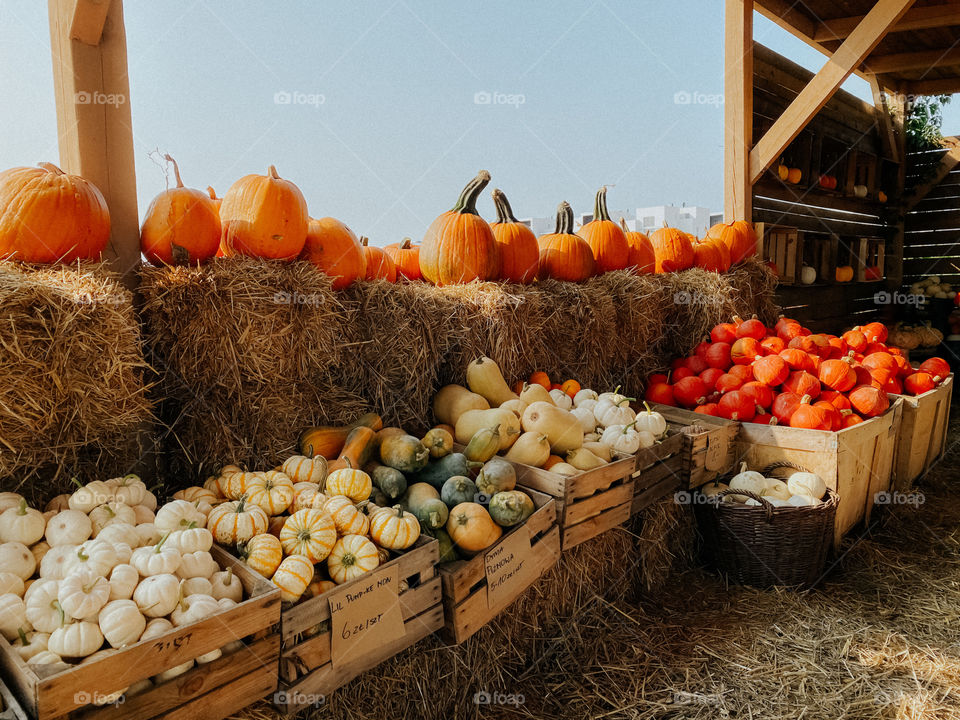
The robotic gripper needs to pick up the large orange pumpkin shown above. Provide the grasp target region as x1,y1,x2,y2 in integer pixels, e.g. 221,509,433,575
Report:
419,170,499,285
619,218,655,274
489,188,538,284
219,165,308,259
537,202,596,282
207,186,221,214
0,162,110,263
576,186,628,273
360,237,397,282
141,155,221,266
384,238,421,281
649,226,694,273
706,220,756,266
692,237,726,273
300,217,367,290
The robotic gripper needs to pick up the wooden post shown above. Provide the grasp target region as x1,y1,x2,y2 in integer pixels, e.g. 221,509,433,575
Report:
49,0,139,287
724,0,753,222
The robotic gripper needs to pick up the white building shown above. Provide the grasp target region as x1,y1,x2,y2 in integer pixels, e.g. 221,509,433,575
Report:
518,204,717,237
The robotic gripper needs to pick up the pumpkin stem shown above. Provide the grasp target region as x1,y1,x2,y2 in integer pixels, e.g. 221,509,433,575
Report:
400,237,413,249
37,162,65,175
642,401,654,414
491,188,519,223
71,476,84,490
361,236,369,247
619,217,630,233
16,498,27,515
268,165,280,180
451,171,490,215
592,186,613,222
164,154,184,188
224,567,234,585
155,532,172,552
17,627,29,645
554,202,575,235
207,186,217,200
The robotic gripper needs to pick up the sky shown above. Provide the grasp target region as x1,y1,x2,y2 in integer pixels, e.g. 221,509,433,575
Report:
1,1,956,244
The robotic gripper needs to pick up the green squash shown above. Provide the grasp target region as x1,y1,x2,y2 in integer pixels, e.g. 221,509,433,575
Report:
401,482,440,516
488,490,535,527
365,462,408,500
425,527,459,563
410,453,481,491
475,457,517,498
370,487,390,507
414,498,449,530
463,424,501,463
380,434,429,473
441,475,477,507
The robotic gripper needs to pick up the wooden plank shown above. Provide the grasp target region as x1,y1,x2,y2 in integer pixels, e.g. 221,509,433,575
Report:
0,676,29,720
815,5,960,41
631,474,683,516
561,501,631,550
70,0,112,45
749,0,917,185
752,89,879,153
903,139,960,212
564,480,633,526
890,375,954,489
724,0,753,222
48,0,139,287
902,257,960,276
865,45,960,74
753,177,887,215
908,76,960,96
870,75,899,163
153,667,277,720
752,208,886,238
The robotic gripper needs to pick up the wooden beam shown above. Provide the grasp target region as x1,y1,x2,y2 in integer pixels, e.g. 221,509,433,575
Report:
904,75,960,96
70,0,112,46
49,0,139,285
869,76,899,163
902,138,960,213
724,0,753,222
864,45,960,74
749,0,916,185
814,4,960,42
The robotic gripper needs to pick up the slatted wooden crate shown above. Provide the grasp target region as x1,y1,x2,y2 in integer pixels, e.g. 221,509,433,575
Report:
736,398,903,547
630,433,686,515
891,374,953,491
0,547,280,720
0,677,28,720
439,488,559,645
756,223,801,283
854,237,885,282
273,537,441,713
645,404,740,488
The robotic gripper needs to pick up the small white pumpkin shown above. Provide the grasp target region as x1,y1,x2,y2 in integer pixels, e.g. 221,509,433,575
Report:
27,650,64,667
788,494,817,507
126,678,153,697
98,599,146,648
0,572,25,597
578,398,599,414
0,499,46,545
0,594,29,640
170,593,219,627
38,545,75,580
25,579,71,632
548,389,573,410
571,407,598,433
69,481,114,513
132,505,155,524
96,523,140,549
728,463,768,497
0,493,25,513
44,510,92,547
58,569,110,621
30,541,51,565
0,541,36,580
108,564,139,601
44,495,71,513
155,500,206,534
12,629,49,661
49,621,103,658
167,526,213,553
135,523,162,547
787,471,827,501
89,502,136,537
196,647,222,664
131,536,181,577
108,475,147,506
180,576,213,597
600,422,655,455
65,539,119,577
140,617,174,641
113,542,133,566
217,597,238,611
141,490,158,512
209,568,242,602
800,265,817,284
634,402,667,439
133,574,180,618
761,480,791,502
153,659,195,684
177,550,219,580
593,394,637,428
573,388,599,407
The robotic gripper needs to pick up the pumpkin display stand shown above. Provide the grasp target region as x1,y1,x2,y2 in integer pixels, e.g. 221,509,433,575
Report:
269,537,442,714
0,262,151,497
0,547,280,720
890,374,954,491
646,404,740,488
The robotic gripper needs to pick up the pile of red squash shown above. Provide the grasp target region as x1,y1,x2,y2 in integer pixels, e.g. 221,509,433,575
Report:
644,317,951,430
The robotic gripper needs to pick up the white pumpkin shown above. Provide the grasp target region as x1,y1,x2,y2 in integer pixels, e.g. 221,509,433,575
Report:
0,594,28,640
217,597,238,611
209,568,242,602
728,463,768,497
167,527,213,554
155,500,206,534
65,539,119,577
113,542,133,566
27,650,64,667
135,523,162,547
45,495,71,513
0,499,46,545
571,407,598,433
12,629,49,661
96,523,140,550
800,265,817,284
177,550,218,580
600,423,647,455
634,402,667,439
108,475,147,506
0,572,25,597
49,621,103,658
761,480,792,502
787,471,827,501
133,574,179,617
58,569,110,621
89,502,136,537
98,599,145,648
132,505,155,524
573,388,599,407
548,389,573,410
30,541,50,565
0,541,36,580
153,659,195,684
131,539,181,577
170,593,219,627
25,579,71,632
69,481,114,513
767,498,791,507
593,397,636,428
0,493,25,513
180,576,213,597
140,617,174,641
38,545,75,580
141,490,158,512
788,494,817,507
578,398,599,414
196,647,222,664
44,510,92,547
126,678,153,697
108,564,139,601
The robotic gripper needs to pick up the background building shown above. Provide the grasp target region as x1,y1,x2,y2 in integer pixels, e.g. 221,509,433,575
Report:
519,204,718,237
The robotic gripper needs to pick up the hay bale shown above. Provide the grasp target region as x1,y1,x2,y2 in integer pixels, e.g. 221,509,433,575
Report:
0,262,151,499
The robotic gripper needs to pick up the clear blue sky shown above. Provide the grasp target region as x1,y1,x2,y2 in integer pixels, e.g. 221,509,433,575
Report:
1,1,956,244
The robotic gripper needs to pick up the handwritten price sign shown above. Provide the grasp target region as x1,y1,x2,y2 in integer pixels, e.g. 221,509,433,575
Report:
484,525,532,609
328,564,404,666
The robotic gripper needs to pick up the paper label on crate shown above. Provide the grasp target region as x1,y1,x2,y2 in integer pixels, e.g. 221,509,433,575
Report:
327,564,404,667
484,525,532,610
705,435,726,471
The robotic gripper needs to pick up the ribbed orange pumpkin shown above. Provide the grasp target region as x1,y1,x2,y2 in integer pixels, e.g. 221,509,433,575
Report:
537,202,596,282
360,237,397,282
489,189,538,284
419,170,499,285
576,187,628,273
219,166,308,259
300,217,367,290
692,237,726,273
0,162,110,263
141,156,221,266
649,226,694,273
618,218,655,274
384,238,421,281
706,221,757,265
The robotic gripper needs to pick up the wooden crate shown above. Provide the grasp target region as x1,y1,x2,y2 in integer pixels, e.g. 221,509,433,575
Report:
756,223,801,283
0,546,280,720
854,237,885,282
736,398,903,547
0,677,28,720
274,537,442,713
439,488,559,645
809,233,839,284
891,374,953,491
646,404,741,488
630,433,686,515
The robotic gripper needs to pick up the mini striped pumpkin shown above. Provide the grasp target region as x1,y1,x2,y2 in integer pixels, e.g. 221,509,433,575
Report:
327,534,379,585
271,554,313,603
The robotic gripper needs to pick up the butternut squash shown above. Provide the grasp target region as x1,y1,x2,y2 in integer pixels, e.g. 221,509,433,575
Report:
566,447,607,470
519,382,554,406
582,441,612,462
499,398,528,419
433,385,489,426
466,357,519,406
521,402,582,454
299,413,383,459
504,432,551,467
327,426,377,472
454,408,521,450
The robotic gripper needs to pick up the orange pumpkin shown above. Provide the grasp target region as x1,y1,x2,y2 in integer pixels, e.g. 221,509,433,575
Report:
207,186,221,213
0,162,110,263
649,226,694,273
420,170,499,285
619,218,655,275
692,237,726,273
299,217,367,290
219,166,308,259
537,202,596,282
576,187,628,273
706,221,757,266
141,155,221,266
384,238,421,281
360,237,397,282
489,188,538,284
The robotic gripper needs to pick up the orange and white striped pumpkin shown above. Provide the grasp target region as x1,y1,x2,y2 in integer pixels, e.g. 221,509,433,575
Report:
304,577,337,598
173,486,219,505
282,455,328,485
368,505,420,550
243,471,294,515
271,554,313,603
206,498,268,545
219,470,256,500
279,509,337,563
323,495,370,536
292,483,327,511
324,467,372,502
238,533,283,577
327,534,379,585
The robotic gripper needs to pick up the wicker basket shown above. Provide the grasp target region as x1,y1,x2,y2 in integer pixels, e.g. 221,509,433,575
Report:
695,463,838,589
